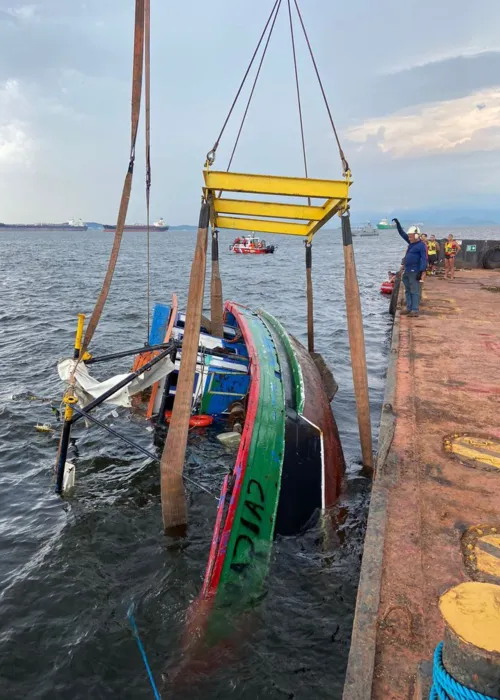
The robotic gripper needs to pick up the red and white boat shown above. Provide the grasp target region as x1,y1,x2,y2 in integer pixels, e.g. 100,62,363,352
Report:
229,234,275,255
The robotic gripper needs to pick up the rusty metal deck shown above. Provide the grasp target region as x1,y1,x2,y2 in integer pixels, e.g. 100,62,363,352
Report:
343,269,500,700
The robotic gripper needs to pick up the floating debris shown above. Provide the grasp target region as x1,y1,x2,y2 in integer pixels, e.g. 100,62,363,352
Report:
35,423,55,433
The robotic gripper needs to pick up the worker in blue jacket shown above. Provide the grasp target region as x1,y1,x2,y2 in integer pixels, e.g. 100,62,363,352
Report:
392,218,428,317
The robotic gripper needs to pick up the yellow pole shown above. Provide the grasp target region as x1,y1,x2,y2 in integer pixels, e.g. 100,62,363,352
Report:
74,313,85,359
341,212,373,474
56,313,84,490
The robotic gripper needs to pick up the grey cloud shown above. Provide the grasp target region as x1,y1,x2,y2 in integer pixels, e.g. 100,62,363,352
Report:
0,0,126,86
0,0,499,224
345,52,500,121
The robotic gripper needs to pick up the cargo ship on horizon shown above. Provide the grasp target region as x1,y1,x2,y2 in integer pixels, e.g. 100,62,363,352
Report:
0,218,88,231
103,217,168,232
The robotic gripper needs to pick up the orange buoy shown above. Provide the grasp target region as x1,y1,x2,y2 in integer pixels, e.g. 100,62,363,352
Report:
189,415,213,427
380,281,394,295
164,411,213,428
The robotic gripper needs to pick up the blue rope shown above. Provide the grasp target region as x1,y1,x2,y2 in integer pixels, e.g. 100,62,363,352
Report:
127,605,162,700
430,643,498,700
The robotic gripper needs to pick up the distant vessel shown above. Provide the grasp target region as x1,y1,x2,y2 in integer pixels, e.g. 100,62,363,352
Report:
377,218,396,230
352,222,378,237
103,217,169,232
0,218,88,231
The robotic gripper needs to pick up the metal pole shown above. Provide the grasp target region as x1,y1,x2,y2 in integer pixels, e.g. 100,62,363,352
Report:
55,313,85,494
55,396,77,494
305,240,314,353
72,404,159,462
71,405,216,501
160,201,210,534
341,212,373,474
86,341,176,365
210,228,224,338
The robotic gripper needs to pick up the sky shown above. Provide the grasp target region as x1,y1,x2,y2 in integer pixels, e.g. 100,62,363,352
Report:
1,0,500,224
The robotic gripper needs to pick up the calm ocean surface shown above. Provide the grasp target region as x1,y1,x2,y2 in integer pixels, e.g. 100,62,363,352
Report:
1,224,498,699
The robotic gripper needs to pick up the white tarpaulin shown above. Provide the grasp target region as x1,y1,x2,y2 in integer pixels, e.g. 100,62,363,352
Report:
57,357,175,408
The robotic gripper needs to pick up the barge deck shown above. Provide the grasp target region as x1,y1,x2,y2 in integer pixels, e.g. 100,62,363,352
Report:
344,269,500,699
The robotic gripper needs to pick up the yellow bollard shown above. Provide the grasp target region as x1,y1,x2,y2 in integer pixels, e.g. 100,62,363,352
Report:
438,581,500,697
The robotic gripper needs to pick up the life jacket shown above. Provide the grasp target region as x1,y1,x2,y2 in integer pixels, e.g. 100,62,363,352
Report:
427,240,438,254
445,240,458,256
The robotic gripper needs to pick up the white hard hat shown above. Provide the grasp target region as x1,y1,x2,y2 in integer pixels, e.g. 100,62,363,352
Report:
407,225,421,234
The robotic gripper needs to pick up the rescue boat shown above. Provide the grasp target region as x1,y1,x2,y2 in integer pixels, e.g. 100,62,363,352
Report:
229,235,275,255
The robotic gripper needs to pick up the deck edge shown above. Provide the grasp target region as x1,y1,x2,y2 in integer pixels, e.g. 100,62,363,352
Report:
342,300,402,700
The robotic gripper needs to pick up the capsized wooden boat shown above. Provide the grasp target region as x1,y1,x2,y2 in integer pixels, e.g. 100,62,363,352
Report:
133,299,344,645
178,301,345,646
115,295,346,657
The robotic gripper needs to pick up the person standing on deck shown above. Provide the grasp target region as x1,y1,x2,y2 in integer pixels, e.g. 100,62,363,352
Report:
420,234,430,275
427,235,440,274
444,234,461,279
392,219,428,317
419,233,430,282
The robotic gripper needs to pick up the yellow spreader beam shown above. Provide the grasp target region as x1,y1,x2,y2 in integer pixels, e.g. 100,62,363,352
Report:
203,169,351,238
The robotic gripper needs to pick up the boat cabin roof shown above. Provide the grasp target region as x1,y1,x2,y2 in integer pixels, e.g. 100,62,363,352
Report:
234,234,262,242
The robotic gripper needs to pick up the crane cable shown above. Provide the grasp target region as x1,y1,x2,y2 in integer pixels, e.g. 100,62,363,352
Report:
206,0,281,166
226,0,282,173
208,0,349,178
145,0,151,342
287,0,309,203
80,0,146,356
292,0,350,175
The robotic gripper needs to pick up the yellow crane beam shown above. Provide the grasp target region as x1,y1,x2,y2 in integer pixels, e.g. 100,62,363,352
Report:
203,168,351,239
216,216,310,236
212,198,326,222
204,169,349,200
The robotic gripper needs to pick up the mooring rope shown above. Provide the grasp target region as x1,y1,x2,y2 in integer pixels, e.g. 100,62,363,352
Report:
206,0,281,164
127,605,162,700
430,643,497,700
207,0,348,179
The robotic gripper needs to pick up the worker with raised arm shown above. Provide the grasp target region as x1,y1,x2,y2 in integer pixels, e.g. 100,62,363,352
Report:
392,218,428,317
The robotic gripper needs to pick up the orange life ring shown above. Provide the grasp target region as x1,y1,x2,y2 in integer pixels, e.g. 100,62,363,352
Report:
189,414,213,427
164,411,213,427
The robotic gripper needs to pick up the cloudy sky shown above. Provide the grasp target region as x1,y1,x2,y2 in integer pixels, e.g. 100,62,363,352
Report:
1,0,500,224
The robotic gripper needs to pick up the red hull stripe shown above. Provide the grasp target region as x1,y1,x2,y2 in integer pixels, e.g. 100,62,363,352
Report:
201,301,261,597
